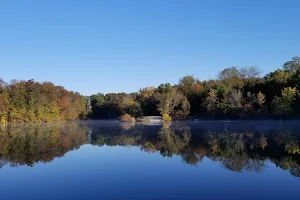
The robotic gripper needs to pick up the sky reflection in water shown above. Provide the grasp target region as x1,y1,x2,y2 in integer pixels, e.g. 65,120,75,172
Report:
0,120,300,200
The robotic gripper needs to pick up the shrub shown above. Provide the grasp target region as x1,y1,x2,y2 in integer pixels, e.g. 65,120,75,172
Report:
119,114,135,122
162,113,172,121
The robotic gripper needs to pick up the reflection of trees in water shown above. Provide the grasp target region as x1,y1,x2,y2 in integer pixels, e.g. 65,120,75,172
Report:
218,155,266,173
1,121,300,179
155,125,191,157
0,122,88,168
181,149,203,166
274,133,300,154
89,123,300,178
204,132,267,155
272,156,300,178
90,123,143,147
198,132,269,172
119,122,136,131
203,131,300,175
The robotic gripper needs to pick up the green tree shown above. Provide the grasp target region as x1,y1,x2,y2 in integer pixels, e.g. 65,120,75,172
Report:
203,89,219,113
178,75,204,115
158,83,172,93
138,87,159,116
178,75,197,96
0,79,9,124
218,67,241,80
157,88,190,120
265,69,291,84
283,56,300,73
272,87,298,118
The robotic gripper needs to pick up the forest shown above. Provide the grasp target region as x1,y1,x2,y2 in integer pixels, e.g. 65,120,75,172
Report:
90,56,300,120
0,79,87,123
1,56,300,123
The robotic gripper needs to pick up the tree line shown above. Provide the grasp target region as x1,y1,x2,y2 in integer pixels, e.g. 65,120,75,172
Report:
90,56,300,120
0,79,87,123
1,56,300,123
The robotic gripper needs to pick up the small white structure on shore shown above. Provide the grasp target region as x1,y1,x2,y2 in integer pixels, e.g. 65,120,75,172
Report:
143,116,162,123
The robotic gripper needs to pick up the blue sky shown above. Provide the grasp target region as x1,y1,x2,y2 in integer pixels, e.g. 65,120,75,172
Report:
1,0,299,95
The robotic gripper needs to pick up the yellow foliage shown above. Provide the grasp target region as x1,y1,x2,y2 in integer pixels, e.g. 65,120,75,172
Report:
123,97,135,106
9,108,27,123
286,144,300,154
162,113,172,121
208,89,217,98
257,91,265,106
139,87,155,99
119,114,135,122
259,136,268,149
0,115,7,124
282,87,297,100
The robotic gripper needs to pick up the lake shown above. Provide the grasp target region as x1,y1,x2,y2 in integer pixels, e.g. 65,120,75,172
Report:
0,120,300,200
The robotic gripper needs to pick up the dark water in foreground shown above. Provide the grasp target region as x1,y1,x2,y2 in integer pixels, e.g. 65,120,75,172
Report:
1,120,300,200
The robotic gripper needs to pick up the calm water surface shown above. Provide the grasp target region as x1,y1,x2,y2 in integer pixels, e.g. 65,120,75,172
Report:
1,120,300,200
